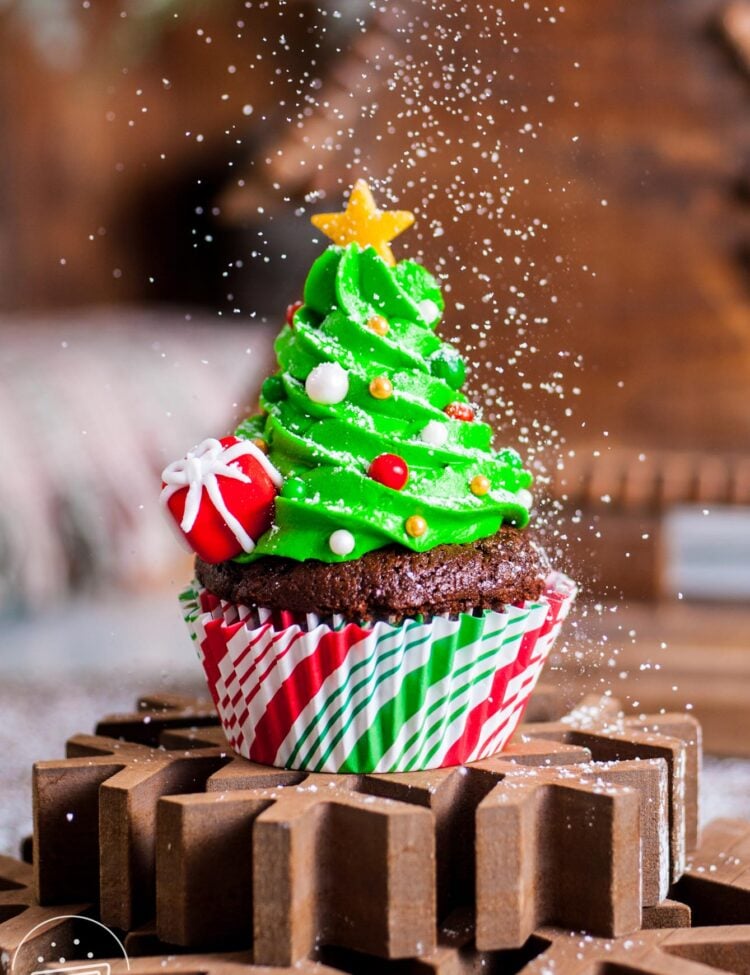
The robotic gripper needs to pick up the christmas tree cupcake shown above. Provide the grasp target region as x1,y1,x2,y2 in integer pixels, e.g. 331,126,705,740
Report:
163,180,576,773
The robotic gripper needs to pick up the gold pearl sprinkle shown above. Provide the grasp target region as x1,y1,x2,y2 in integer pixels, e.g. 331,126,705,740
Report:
252,438,269,455
470,474,490,496
367,314,390,336
369,376,394,400
405,514,427,538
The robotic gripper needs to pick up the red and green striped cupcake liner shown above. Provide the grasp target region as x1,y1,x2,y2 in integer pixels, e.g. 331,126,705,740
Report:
181,571,576,773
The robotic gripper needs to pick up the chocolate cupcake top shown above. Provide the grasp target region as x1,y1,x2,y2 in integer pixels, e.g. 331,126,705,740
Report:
196,526,548,624
160,181,536,569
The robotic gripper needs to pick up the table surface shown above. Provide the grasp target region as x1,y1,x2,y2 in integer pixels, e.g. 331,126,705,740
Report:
1,588,748,857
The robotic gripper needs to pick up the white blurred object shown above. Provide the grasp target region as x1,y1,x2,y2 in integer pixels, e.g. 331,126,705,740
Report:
664,504,750,601
0,308,273,614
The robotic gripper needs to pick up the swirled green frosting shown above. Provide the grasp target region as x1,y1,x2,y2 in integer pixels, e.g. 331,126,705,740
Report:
234,243,533,563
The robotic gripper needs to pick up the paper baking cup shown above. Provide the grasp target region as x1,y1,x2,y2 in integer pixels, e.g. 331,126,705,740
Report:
181,571,576,773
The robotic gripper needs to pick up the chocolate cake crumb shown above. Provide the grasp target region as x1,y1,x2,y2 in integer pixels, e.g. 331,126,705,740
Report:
196,527,549,623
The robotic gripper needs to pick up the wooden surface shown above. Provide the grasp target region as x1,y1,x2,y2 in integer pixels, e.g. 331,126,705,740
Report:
553,599,750,757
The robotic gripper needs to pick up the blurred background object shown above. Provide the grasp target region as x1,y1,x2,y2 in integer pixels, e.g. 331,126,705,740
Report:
0,310,272,612
1,0,750,850
0,0,362,313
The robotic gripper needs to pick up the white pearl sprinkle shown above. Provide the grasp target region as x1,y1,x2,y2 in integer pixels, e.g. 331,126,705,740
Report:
305,362,349,405
420,420,448,448
517,488,533,509
329,529,355,556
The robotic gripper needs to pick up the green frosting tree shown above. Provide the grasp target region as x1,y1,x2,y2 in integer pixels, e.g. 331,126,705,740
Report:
235,187,533,563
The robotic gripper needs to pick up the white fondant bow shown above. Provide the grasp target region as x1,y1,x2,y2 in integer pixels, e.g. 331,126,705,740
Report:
160,438,282,554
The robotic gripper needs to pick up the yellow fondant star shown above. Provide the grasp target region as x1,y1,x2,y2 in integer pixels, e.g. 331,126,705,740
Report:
310,179,414,266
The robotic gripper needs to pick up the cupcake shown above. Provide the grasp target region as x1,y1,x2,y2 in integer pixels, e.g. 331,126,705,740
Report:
164,180,576,773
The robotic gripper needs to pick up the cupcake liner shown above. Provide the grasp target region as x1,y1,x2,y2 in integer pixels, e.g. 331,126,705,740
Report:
180,571,576,773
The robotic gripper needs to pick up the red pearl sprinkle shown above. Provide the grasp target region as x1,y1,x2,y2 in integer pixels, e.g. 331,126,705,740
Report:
368,453,409,491
444,401,475,422
286,300,304,326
